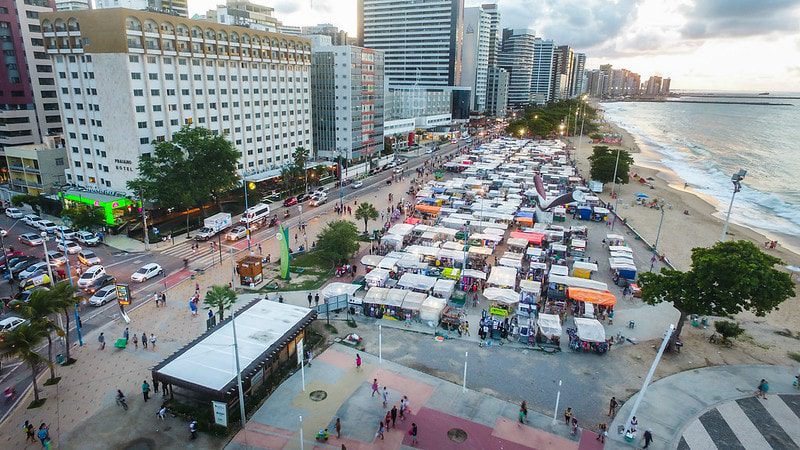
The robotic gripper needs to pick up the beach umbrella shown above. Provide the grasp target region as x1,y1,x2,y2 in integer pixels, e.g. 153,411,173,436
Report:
635,193,649,198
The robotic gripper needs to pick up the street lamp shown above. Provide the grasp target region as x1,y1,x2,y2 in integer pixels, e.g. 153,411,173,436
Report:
59,224,83,346
0,229,12,280
649,206,665,272
40,231,65,346
243,180,255,251
720,169,746,242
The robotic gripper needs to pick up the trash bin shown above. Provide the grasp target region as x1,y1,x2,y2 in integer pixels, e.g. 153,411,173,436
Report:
56,353,65,365
628,320,635,329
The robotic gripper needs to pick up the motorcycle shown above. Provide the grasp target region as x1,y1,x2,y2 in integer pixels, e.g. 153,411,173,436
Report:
268,216,278,228
283,210,291,219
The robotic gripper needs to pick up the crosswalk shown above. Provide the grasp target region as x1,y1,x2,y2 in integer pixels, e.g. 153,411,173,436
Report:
679,394,800,450
159,240,241,270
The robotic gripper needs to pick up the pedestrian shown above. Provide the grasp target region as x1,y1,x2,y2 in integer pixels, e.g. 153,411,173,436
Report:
564,407,572,426
150,333,157,350
161,292,166,305
608,396,618,416
142,332,148,349
153,379,159,394
629,416,638,433
643,429,654,448
24,420,35,443
335,417,341,438
356,353,362,370
123,327,129,343
154,292,160,307
375,421,384,440
258,243,262,255
157,405,167,420
571,417,579,436
189,418,198,440
132,333,138,350
382,386,389,407
314,293,319,307
391,405,398,428
371,378,379,397
98,332,105,350
142,380,151,402
37,423,49,447
305,349,313,366
307,292,312,307
410,422,418,445
756,378,769,399
518,401,528,424
597,423,608,443
384,411,391,430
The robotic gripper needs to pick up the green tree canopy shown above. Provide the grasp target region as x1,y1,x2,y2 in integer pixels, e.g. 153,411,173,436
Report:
10,288,62,381
292,147,310,192
11,194,43,214
354,202,379,233
61,205,104,231
588,146,634,183
204,285,237,321
0,323,49,403
316,220,360,267
505,99,598,138
639,240,795,346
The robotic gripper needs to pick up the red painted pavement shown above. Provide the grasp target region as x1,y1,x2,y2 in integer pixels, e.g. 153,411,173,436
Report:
578,429,606,450
494,417,578,450
232,422,292,449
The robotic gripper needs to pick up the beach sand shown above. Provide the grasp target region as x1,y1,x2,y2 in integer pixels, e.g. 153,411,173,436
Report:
570,120,800,365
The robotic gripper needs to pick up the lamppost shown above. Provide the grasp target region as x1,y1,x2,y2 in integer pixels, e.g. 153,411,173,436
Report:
59,224,83,346
40,231,65,346
720,169,747,242
336,150,345,210
0,230,12,280
243,180,254,251
649,206,665,272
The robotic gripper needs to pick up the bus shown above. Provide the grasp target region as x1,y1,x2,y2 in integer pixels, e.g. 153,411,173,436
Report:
240,203,271,228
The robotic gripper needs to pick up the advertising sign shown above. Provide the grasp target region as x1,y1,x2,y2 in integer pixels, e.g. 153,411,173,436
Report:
212,401,227,427
116,283,131,306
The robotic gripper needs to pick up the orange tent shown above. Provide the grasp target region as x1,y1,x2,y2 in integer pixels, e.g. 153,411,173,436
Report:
415,204,441,215
515,216,534,226
567,288,617,307
509,231,545,245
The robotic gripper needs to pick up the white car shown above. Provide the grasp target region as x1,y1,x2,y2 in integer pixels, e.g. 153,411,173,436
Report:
313,187,328,195
36,220,59,234
393,167,404,174
75,231,100,246
46,250,67,266
88,285,117,306
19,261,49,280
4,207,24,219
425,148,434,154
0,316,27,332
18,233,44,246
55,228,78,240
77,265,106,288
351,180,364,189
58,240,82,255
22,214,42,227
310,193,328,207
225,226,248,241
131,263,163,282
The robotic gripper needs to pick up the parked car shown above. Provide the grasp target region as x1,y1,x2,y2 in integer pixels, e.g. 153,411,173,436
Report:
351,180,364,189
386,161,397,169
75,231,100,246
225,225,248,241
77,249,101,266
314,187,328,195
9,257,40,275
55,228,78,240
77,265,106,288
0,316,27,332
310,193,328,207
393,167,404,174
4,207,24,219
18,261,49,280
283,196,299,207
22,214,42,227
425,148,434,154
130,263,163,282
18,233,44,246
57,240,82,255
296,193,312,203
88,285,117,306
46,250,67,266
82,274,115,295
36,220,58,234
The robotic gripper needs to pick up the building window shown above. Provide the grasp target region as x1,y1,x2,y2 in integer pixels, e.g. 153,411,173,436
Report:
137,121,147,128
140,137,149,144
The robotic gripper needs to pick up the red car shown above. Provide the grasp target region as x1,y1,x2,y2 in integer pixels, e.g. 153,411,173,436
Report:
283,196,298,207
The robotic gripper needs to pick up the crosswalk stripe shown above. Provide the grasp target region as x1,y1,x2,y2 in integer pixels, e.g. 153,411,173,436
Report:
762,396,800,447
682,418,718,450
716,401,768,449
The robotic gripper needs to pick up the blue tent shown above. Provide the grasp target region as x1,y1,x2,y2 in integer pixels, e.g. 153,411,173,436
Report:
515,211,534,219
577,206,592,220
635,192,649,198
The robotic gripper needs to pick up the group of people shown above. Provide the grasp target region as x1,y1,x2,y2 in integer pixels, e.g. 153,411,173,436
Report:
370,377,417,445
22,421,50,448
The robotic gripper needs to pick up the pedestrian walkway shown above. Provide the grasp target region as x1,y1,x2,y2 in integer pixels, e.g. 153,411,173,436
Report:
609,364,800,450
227,344,589,450
159,239,233,270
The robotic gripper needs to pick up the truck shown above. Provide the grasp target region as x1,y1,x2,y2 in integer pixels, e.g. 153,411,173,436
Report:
194,212,232,241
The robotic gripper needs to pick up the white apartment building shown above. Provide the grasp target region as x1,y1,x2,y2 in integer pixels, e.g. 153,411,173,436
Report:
94,0,188,17
205,0,278,31
55,0,88,10
311,44,384,162
531,38,554,105
461,6,489,112
498,28,535,106
41,9,312,194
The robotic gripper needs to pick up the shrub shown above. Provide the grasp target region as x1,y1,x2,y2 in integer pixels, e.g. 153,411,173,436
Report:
714,320,744,341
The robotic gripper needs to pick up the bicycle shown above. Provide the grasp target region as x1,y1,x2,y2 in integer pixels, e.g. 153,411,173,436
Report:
116,393,128,411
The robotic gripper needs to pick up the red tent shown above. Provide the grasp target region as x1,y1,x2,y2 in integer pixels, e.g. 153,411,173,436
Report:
509,231,545,246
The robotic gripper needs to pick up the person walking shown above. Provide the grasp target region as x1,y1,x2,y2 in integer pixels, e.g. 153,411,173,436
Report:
142,380,151,402
356,354,362,370
384,411,391,430
98,332,106,350
123,327,129,344
150,333,157,350
157,405,167,420
141,332,148,349
597,422,608,443
132,333,138,350
335,417,341,439
37,423,49,447
391,405,398,428
189,418,198,440
24,420,35,443
518,401,528,424
314,293,319,307
608,396,618,416
564,407,573,426
629,416,638,433
410,423,418,446
307,292,313,308
756,379,769,399
571,417,579,436
381,386,389,408
643,429,654,448
375,421,384,440
160,292,167,306
371,379,379,397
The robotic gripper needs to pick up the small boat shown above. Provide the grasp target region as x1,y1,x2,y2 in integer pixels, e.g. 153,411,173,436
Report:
757,92,769,96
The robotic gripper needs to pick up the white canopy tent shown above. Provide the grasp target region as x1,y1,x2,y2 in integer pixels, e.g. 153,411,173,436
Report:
401,291,427,312
574,317,606,343
420,296,447,322
386,223,415,236
433,279,456,299
537,313,562,338
377,256,400,270
397,273,437,292
364,268,390,287
320,282,363,300
363,287,390,303
461,268,487,280
381,234,404,250
487,266,518,288
483,287,520,304
549,264,569,277
360,254,383,268
383,289,408,307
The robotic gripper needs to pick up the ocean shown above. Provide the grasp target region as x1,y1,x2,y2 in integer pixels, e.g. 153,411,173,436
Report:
600,95,800,253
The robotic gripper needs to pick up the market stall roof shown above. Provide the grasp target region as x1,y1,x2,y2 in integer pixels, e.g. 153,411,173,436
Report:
483,227,506,236
380,234,404,248
548,275,608,291
433,279,456,295
404,217,422,225
468,246,493,256
507,238,529,248
401,291,427,311
377,256,400,270
405,245,440,257
509,231,545,245
397,273,437,291
519,279,541,293
537,313,562,338
572,261,598,272
469,233,503,242
606,234,625,241
549,264,569,277
608,245,633,254
570,239,587,248
551,243,568,252
461,268,487,280
415,204,441,215
574,317,606,343
321,282,363,299
363,287,390,303
487,266,518,288
420,296,447,322
383,289,408,307
526,247,544,257
483,287,519,304
441,241,465,251
360,254,383,267
567,287,617,307
364,268,390,284
499,257,523,268
387,223,415,237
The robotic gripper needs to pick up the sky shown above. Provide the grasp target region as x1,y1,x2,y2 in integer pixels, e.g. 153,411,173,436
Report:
187,0,800,92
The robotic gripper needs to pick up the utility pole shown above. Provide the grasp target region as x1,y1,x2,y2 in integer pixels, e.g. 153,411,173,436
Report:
139,191,149,251
231,307,247,428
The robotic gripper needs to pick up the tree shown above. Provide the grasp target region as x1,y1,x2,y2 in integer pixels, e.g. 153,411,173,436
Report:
315,220,360,267
48,282,81,364
588,146,634,183
61,205,104,231
714,320,744,343
11,194,43,214
204,285,237,321
639,240,795,347
10,289,62,381
354,203,379,234
0,323,49,404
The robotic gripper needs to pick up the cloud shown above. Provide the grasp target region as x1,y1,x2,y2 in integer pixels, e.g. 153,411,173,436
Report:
273,0,302,15
680,0,800,38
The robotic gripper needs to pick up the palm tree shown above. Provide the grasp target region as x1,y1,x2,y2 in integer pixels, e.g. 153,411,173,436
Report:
0,323,49,403
11,289,61,381
355,203,379,234
49,281,81,364
204,285,237,321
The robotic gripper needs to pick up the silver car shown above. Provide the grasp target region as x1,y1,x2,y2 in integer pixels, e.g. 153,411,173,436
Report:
89,285,117,306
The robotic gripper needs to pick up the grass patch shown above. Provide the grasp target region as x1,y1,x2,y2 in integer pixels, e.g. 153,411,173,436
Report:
323,323,338,334
789,351,800,363
739,333,770,350
291,250,332,270
27,398,46,409
43,377,61,386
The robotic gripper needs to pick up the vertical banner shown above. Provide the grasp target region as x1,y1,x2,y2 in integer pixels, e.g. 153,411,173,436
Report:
277,224,291,280
212,401,228,427
297,338,304,366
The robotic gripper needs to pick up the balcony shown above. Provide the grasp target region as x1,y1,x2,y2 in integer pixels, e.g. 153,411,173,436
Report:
8,164,39,173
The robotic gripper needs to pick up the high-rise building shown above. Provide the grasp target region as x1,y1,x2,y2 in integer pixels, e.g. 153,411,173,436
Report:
358,0,464,87
311,44,383,163
660,78,671,96
41,8,313,194
644,75,662,96
95,0,187,17
531,38,554,105
0,0,63,150
551,45,573,101
570,52,585,97
485,66,508,117
599,64,613,97
483,3,500,67
498,28,535,106
460,6,490,112
277,23,301,35
302,24,349,45
55,0,88,10
204,0,278,31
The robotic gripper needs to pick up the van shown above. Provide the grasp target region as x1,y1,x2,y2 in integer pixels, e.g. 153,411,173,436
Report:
240,203,270,227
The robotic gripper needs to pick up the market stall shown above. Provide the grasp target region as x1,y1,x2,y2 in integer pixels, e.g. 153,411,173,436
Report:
420,296,447,323
572,261,598,279
360,254,383,269
567,287,617,308
399,291,426,321
397,273,437,293
535,313,562,350
487,266,518,289
365,268,390,287
380,234,405,251
509,231,546,247
363,287,390,317
433,278,457,300
569,317,608,354
569,239,587,258
518,279,541,318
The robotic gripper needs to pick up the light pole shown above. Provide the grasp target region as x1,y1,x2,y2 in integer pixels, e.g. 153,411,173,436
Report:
40,231,65,346
139,193,150,251
0,230,12,280
231,306,247,429
720,169,746,242
337,150,345,210
624,325,674,439
243,180,253,251
649,206,665,272
552,379,562,424
59,224,83,346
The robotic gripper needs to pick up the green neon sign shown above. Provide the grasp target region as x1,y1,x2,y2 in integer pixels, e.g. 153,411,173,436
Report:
59,192,138,226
